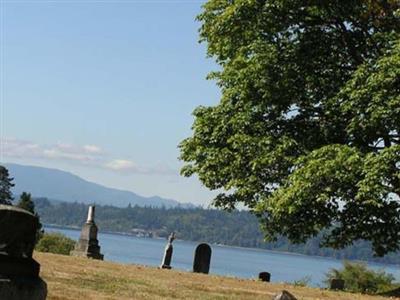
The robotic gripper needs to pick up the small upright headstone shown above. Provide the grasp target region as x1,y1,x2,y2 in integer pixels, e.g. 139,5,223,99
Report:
259,271,271,282
272,290,297,300
0,205,47,300
193,243,211,274
160,232,175,269
70,205,104,260
330,278,345,290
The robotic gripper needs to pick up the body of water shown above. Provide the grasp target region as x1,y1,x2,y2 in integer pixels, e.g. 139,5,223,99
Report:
45,225,400,287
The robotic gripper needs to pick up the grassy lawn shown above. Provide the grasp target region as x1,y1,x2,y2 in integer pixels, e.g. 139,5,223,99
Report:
35,252,399,300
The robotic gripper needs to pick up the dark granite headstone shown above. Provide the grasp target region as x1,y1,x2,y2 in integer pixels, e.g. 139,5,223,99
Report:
0,205,38,258
0,205,47,300
70,206,104,260
330,278,345,290
160,232,175,269
272,290,297,300
259,271,271,282
0,277,47,300
193,243,211,274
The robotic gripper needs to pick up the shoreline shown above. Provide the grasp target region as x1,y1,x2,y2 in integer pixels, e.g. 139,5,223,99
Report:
43,223,400,269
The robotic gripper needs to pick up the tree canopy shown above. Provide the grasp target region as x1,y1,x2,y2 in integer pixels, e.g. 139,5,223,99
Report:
179,0,400,256
0,165,14,205
17,191,43,240
17,192,35,214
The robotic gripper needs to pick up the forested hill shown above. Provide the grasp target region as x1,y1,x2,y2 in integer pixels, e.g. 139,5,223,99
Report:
34,198,400,265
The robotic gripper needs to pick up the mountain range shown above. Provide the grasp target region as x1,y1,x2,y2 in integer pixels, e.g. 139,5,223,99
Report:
4,163,192,208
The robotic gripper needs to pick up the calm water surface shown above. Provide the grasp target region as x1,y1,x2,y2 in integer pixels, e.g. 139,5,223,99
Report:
45,226,400,287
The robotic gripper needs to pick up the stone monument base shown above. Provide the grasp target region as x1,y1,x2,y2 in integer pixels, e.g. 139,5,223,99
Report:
160,264,172,269
0,277,47,300
0,254,40,278
0,205,47,299
70,249,104,260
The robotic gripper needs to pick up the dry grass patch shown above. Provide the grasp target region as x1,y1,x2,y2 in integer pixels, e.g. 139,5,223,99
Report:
34,252,399,300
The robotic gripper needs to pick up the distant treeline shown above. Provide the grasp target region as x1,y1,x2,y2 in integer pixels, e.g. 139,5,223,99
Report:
34,198,400,265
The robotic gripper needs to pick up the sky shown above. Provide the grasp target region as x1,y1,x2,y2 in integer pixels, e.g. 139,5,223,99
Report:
0,0,221,206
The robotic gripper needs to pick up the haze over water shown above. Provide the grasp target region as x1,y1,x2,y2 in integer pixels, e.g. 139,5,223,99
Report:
47,226,400,287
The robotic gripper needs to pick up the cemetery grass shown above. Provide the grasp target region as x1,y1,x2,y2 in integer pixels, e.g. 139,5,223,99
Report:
35,252,399,300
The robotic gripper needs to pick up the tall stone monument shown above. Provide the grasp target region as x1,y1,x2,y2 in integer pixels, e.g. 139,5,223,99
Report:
160,232,175,269
193,243,212,274
0,204,47,300
70,205,104,260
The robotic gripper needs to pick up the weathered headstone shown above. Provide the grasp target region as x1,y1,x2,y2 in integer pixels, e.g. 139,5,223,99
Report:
259,271,271,282
272,290,297,300
330,278,345,290
0,204,47,300
70,205,104,260
160,232,175,269
193,243,211,274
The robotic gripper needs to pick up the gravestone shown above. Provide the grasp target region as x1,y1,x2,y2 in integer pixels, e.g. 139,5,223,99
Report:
70,205,104,260
272,290,297,300
330,278,345,290
160,232,175,269
0,204,47,300
193,243,211,274
259,271,271,282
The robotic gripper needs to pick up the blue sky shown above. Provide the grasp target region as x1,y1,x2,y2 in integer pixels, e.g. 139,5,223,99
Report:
1,0,220,205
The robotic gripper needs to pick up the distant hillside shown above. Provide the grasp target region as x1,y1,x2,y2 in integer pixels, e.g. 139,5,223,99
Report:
5,163,191,208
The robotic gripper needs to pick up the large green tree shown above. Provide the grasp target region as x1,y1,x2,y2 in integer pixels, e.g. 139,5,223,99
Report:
180,0,400,256
0,165,14,205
